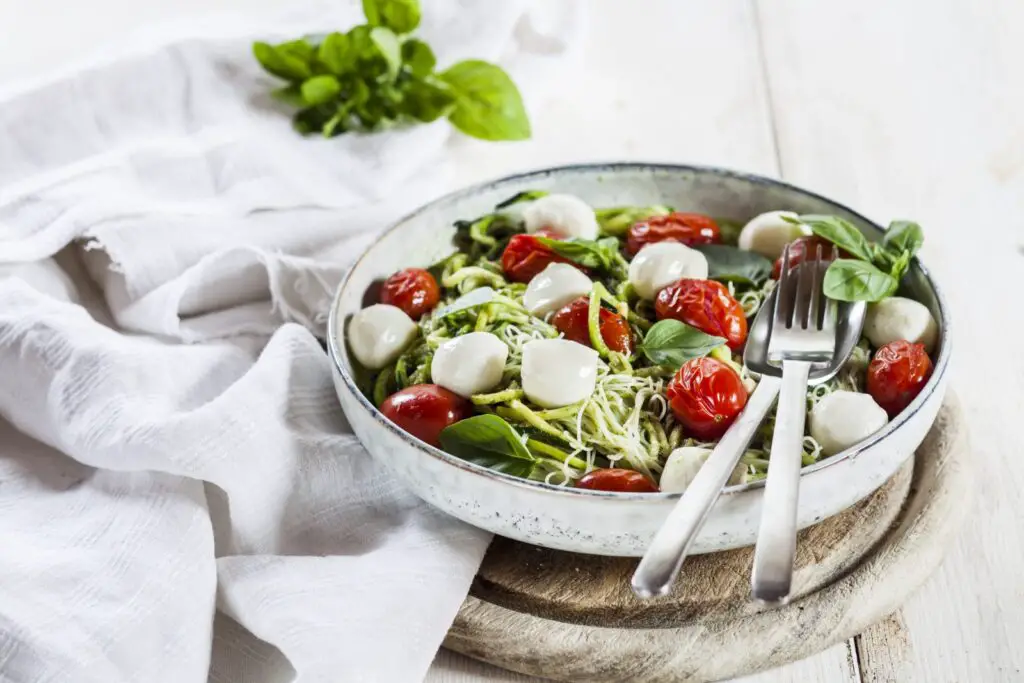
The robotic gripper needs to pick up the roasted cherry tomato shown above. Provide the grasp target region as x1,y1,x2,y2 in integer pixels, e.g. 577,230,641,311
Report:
501,234,575,283
771,235,848,279
665,357,748,441
626,212,721,255
551,297,634,355
866,340,933,417
380,268,441,320
576,468,658,493
380,384,473,447
654,279,748,351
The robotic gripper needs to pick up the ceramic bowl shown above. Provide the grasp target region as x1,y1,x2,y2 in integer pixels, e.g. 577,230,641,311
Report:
326,163,951,557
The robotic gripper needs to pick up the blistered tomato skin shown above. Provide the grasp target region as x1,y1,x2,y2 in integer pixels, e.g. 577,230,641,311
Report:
866,340,933,417
551,297,634,355
380,384,474,447
654,279,748,351
380,268,441,320
771,235,848,279
576,468,658,493
501,234,575,283
626,212,721,256
666,357,748,441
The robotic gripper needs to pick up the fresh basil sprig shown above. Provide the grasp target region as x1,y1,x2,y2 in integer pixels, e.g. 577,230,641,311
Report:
789,215,925,302
536,236,623,272
439,414,541,478
253,0,530,141
694,244,772,285
640,319,726,370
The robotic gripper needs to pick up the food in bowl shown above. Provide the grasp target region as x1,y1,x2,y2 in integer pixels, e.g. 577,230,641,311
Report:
346,190,938,494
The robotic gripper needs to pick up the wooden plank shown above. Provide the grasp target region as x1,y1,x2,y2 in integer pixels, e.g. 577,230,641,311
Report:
756,1,1024,681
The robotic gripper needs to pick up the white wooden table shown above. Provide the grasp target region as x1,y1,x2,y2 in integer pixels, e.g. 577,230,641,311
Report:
3,1,1022,681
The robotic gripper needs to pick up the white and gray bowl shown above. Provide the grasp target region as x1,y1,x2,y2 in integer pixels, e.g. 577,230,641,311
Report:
327,163,951,557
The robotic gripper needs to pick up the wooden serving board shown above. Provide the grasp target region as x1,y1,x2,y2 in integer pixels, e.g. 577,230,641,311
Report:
444,395,970,682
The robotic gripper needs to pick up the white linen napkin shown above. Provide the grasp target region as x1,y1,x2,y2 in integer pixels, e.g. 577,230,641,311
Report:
0,1,585,681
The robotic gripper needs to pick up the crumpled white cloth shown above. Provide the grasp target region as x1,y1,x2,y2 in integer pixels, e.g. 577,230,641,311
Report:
0,1,584,681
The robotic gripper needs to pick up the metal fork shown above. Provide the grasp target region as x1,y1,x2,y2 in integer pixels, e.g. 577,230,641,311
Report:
750,245,838,605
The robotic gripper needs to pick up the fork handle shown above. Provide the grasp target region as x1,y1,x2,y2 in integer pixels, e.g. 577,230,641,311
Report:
751,359,811,605
631,376,782,599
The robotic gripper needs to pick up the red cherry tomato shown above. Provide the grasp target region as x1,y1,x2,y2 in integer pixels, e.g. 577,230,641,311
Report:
380,268,441,320
666,357,748,441
576,468,658,493
551,297,634,354
626,212,721,255
771,235,848,280
380,384,473,447
654,279,748,351
501,234,575,283
866,340,933,417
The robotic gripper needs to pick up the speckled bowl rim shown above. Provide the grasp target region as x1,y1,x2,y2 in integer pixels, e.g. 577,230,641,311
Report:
326,162,952,503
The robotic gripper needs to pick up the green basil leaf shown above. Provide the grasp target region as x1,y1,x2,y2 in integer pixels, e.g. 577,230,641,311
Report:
401,38,436,77
362,0,421,33
594,206,672,236
399,77,456,122
536,236,618,271
318,32,355,75
253,41,313,82
439,414,540,478
882,220,924,258
440,60,531,141
495,190,548,210
693,244,773,285
300,75,341,105
641,319,727,369
799,214,873,262
822,259,898,302
270,85,306,108
369,27,402,80
888,249,912,282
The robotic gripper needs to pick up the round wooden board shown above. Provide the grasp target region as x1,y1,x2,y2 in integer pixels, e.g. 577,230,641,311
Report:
445,394,971,682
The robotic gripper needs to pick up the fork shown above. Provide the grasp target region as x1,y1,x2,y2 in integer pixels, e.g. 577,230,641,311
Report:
750,245,838,605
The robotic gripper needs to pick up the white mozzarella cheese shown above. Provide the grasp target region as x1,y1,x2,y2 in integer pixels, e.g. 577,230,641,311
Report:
809,390,889,457
521,339,598,408
430,332,509,397
864,296,938,353
658,446,749,493
522,193,599,240
347,304,418,370
627,241,709,300
737,210,810,259
522,263,593,317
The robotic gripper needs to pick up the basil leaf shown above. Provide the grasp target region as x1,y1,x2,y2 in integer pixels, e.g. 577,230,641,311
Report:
363,0,421,34
800,214,873,262
369,27,402,80
271,85,306,107
883,220,924,258
439,415,540,478
594,206,672,236
440,60,531,141
888,249,912,282
822,259,898,302
399,77,456,122
253,41,313,82
401,39,436,77
495,190,548,209
317,32,355,74
641,319,727,369
536,236,619,271
694,244,772,285
300,75,341,105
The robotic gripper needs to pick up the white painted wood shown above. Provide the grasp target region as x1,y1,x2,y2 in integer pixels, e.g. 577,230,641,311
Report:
756,1,1024,681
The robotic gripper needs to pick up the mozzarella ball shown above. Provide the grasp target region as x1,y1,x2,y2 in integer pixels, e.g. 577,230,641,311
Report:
523,263,593,317
809,390,889,457
521,339,598,408
627,241,709,300
659,446,749,493
347,304,418,370
522,193,599,240
738,210,810,259
430,332,509,398
864,296,938,353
